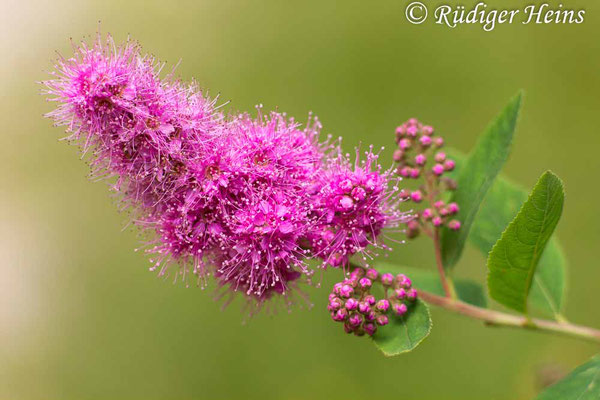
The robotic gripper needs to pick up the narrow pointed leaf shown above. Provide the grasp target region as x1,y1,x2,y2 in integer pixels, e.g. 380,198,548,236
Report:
441,91,522,269
536,355,600,400
372,298,431,356
487,171,564,314
376,263,486,307
447,149,567,318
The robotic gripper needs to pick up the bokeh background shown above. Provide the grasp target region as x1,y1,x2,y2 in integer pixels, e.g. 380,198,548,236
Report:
2,0,599,398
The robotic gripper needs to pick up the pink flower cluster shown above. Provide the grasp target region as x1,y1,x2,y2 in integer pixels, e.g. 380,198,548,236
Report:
328,268,417,336
392,119,461,238
309,149,405,268
42,34,409,308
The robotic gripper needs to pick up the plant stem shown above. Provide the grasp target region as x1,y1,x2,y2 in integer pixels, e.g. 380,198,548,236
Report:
433,228,454,298
418,290,600,343
423,170,454,299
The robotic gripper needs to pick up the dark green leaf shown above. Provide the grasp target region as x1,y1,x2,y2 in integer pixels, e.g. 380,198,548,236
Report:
372,298,431,356
376,263,486,307
487,171,564,314
447,149,567,318
536,355,600,400
441,92,523,269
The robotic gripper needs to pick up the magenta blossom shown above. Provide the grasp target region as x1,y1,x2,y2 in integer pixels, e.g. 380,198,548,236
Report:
310,148,410,268
207,111,327,300
42,34,408,310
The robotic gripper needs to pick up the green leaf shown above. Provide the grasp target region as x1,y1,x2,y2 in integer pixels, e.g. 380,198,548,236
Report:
487,171,564,314
441,91,523,269
536,355,600,400
447,149,567,318
528,242,567,317
376,263,486,307
372,298,431,356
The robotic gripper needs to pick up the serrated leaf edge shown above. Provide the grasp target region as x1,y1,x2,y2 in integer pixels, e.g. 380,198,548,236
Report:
486,171,564,314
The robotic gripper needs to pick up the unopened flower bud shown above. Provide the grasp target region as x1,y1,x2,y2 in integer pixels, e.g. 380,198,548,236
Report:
381,273,394,286
359,278,372,289
440,207,449,216
345,298,359,311
376,299,390,313
422,125,434,136
365,295,376,306
364,323,377,336
407,219,420,230
393,149,404,162
407,288,418,300
351,186,366,202
410,168,421,179
393,303,408,316
366,268,379,280
333,282,343,295
447,202,459,214
432,163,445,176
399,166,412,178
340,284,354,298
358,302,371,314
419,135,432,147
448,220,461,231
399,138,411,150
422,208,433,219
349,313,363,327
328,298,343,311
350,268,365,279
346,276,359,287
434,200,445,209
444,159,455,171
435,137,444,147
344,277,356,286
343,322,355,334
397,274,412,288
406,125,418,137
376,315,389,326
432,216,443,227
365,311,376,322
415,154,426,165
338,195,354,210
410,190,423,203
333,308,348,321
395,288,407,299
434,152,446,162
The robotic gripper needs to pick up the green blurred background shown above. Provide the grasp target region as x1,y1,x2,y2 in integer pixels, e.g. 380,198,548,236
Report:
2,0,599,398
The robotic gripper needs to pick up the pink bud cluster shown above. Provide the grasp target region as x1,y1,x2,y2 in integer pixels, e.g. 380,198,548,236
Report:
328,267,417,336
393,119,461,239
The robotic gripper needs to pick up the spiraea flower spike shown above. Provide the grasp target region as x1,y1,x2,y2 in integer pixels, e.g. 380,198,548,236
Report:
41,33,411,314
